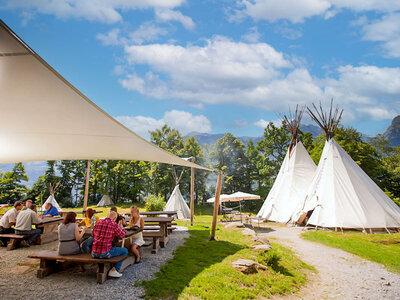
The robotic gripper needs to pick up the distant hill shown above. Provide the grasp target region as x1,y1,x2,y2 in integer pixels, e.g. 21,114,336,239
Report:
185,124,322,146
383,115,400,146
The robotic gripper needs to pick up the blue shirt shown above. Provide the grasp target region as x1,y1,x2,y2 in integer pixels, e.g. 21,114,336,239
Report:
43,206,59,217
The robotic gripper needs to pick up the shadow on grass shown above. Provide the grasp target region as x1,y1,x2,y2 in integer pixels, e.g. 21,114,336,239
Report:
264,251,294,277
253,227,276,234
141,228,245,299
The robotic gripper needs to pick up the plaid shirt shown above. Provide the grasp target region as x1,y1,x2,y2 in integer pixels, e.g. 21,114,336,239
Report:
92,217,126,254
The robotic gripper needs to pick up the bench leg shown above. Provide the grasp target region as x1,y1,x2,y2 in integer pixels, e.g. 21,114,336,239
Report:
37,259,57,278
7,238,19,251
97,263,112,284
160,236,169,248
119,256,135,273
151,237,159,254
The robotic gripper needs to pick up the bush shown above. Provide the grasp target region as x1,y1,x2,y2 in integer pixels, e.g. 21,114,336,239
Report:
145,194,166,212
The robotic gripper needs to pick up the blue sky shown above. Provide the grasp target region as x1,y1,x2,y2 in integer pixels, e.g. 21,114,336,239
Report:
1,0,400,140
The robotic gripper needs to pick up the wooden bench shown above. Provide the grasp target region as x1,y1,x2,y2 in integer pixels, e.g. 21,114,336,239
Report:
142,232,163,253
0,233,32,251
29,250,131,284
144,226,177,233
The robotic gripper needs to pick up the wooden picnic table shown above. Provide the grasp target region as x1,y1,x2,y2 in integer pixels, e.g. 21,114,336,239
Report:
143,216,174,247
59,210,103,217
124,211,177,218
36,216,64,244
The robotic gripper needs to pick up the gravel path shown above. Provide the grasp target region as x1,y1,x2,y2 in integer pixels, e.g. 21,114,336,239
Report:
0,226,189,300
259,225,400,299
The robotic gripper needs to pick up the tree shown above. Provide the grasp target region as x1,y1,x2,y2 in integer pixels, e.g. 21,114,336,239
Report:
0,163,29,203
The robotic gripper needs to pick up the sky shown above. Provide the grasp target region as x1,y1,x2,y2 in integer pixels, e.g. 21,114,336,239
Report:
1,0,400,141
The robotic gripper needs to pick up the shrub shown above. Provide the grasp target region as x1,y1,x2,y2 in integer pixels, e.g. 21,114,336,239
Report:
145,194,166,212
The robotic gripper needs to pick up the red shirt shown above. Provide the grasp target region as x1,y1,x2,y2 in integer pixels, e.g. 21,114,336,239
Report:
92,217,126,254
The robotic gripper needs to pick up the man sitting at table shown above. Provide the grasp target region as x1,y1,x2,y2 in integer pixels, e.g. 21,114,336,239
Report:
23,200,32,210
42,202,59,217
92,211,127,278
110,207,127,227
15,204,43,247
0,201,23,247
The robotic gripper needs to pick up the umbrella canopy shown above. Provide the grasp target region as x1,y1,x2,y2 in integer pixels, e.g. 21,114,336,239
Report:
206,192,260,203
0,20,210,171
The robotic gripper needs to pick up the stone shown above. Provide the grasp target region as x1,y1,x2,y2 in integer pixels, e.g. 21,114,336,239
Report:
252,244,272,252
253,235,272,246
232,259,267,274
19,258,40,266
241,228,256,236
9,265,31,275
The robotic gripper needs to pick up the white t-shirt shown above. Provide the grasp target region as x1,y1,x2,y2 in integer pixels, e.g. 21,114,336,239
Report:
0,208,19,229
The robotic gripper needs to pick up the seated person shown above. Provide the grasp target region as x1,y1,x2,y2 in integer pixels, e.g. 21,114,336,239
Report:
78,208,99,228
58,212,89,255
23,200,32,210
110,207,127,227
14,204,43,246
92,211,127,278
42,202,59,217
0,201,23,246
129,206,145,263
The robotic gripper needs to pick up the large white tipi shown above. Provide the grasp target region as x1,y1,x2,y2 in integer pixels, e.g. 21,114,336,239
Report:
164,185,190,219
292,103,400,230
97,195,113,207
258,108,317,222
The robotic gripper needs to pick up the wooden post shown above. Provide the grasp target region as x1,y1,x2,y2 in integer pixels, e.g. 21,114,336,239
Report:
83,160,91,210
190,158,195,226
210,172,223,241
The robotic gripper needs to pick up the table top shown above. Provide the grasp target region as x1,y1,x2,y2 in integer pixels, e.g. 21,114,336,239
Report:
144,216,174,223
125,211,177,217
38,217,64,225
82,227,142,238
59,210,103,214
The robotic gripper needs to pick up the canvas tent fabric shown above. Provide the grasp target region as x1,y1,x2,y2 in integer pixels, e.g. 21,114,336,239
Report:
42,195,61,212
0,20,210,172
206,192,260,203
257,141,317,223
164,185,190,219
97,195,113,207
292,139,400,229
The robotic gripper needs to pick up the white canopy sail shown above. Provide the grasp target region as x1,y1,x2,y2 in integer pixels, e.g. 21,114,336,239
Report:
0,20,210,171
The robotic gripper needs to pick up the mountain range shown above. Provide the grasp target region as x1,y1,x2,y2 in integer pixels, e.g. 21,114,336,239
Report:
383,116,400,146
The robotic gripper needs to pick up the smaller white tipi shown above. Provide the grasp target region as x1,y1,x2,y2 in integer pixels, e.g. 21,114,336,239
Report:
97,195,113,207
164,167,190,219
42,183,62,211
257,107,317,223
164,185,190,219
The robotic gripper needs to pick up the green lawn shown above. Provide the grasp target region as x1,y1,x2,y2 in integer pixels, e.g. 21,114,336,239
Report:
302,230,400,273
141,214,313,299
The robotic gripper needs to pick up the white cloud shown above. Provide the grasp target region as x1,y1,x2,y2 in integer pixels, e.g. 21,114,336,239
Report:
129,23,169,44
241,27,261,43
97,28,122,46
5,0,186,24
358,13,400,58
240,0,331,23
254,119,281,128
116,110,211,139
155,8,195,30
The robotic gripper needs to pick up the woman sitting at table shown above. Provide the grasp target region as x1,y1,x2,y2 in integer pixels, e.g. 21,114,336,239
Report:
78,208,99,228
129,206,145,263
58,212,88,255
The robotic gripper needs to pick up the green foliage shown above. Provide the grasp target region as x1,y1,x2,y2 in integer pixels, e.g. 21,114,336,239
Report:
302,231,400,273
141,216,312,299
0,163,29,203
144,194,166,212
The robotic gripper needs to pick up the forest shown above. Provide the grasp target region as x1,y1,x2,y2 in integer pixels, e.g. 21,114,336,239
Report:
1,122,399,211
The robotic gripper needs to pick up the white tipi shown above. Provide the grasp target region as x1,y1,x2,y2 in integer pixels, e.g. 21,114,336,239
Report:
42,183,62,211
97,195,113,207
164,185,190,219
292,103,400,230
258,108,317,222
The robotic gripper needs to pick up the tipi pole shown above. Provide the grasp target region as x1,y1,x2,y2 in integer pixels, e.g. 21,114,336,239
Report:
190,158,195,226
210,172,223,241
83,160,91,211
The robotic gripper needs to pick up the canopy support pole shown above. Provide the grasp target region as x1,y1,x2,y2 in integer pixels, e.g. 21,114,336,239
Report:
190,158,195,226
210,172,223,241
83,160,91,211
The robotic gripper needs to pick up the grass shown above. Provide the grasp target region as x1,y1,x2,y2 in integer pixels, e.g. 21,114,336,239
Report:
141,213,313,299
302,230,400,273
